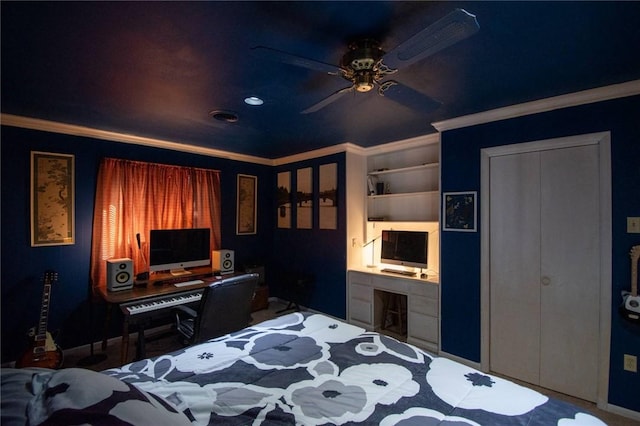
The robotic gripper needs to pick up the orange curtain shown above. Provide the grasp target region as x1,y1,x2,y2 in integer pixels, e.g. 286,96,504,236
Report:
90,158,221,292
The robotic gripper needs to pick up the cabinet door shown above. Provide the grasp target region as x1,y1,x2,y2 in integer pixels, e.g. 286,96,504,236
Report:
489,151,541,385
539,145,600,401
349,283,373,324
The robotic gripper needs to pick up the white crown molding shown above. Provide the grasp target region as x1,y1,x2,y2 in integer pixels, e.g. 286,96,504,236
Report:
432,79,640,132
272,142,365,166
362,132,440,157
4,80,635,164
273,133,440,165
0,114,274,166
0,112,439,166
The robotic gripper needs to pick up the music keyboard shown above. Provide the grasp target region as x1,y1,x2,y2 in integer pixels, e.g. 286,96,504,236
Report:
123,290,202,315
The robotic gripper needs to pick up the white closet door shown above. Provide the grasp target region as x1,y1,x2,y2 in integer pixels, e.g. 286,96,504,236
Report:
489,151,541,384
489,144,600,402
539,145,600,401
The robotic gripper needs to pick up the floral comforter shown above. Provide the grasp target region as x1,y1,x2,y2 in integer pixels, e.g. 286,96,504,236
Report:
105,312,605,425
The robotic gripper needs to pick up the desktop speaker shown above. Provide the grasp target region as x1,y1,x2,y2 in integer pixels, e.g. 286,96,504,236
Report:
106,258,134,291
212,250,234,275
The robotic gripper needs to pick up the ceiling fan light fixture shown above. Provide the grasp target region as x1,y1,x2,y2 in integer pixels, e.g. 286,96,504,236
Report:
244,96,264,106
354,72,375,92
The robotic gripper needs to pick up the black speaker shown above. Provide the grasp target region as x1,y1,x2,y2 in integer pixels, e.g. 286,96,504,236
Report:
212,250,234,275
106,258,134,291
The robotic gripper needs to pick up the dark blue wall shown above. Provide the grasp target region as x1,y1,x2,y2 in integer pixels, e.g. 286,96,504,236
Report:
440,95,640,411
271,153,347,319
0,126,279,362
1,126,349,364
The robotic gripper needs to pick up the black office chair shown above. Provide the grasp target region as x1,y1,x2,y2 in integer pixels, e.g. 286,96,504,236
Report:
174,273,259,345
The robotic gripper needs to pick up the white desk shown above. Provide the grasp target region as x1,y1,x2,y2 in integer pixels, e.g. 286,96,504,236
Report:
347,268,439,353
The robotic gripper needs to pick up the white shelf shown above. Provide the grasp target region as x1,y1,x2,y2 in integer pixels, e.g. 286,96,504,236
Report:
366,143,440,223
368,162,439,177
368,190,439,200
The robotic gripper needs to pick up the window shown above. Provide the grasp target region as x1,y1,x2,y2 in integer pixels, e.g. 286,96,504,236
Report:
90,158,221,289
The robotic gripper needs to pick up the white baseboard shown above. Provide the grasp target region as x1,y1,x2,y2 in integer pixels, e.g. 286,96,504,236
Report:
437,350,483,371
604,403,640,421
62,324,174,361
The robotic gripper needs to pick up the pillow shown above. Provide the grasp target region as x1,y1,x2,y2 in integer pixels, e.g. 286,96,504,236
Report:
1,368,54,426
27,368,191,426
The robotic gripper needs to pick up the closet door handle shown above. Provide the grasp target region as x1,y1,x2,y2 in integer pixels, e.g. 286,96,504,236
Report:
541,276,551,286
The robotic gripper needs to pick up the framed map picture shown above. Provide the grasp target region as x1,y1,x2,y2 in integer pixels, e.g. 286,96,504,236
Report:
237,174,257,235
31,151,75,246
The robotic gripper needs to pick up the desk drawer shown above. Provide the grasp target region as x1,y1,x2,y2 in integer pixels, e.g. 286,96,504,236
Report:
409,294,438,317
410,281,438,298
349,298,372,325
408,312,438,343
350,283,372,302
371,275,409,293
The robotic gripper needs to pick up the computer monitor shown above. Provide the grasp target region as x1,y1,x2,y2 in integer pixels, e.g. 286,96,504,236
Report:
380,230,428,269
149,228,210,276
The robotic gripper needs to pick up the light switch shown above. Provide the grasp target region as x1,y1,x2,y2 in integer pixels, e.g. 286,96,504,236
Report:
627,217,640,233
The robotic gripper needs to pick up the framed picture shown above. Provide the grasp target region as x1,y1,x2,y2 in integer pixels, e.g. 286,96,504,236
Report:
296,167,313,229
237,174,257,235
31,151,75,246
277,171,291,229
443,191,477,232
319,163,337,230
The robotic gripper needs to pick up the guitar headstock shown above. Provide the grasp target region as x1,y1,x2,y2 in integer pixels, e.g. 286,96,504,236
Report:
631,246,640,263
43,270,58,285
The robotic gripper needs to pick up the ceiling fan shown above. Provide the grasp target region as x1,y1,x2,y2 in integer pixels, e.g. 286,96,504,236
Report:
252,8,479,114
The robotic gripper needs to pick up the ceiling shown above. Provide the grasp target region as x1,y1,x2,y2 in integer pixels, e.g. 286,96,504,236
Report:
2,1,640,159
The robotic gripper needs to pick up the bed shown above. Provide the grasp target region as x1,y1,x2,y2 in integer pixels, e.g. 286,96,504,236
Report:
2,312,606,425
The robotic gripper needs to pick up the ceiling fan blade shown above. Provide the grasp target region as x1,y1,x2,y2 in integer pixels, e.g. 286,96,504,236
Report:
379,81,441,112
382,8,479,70
301,86,355,114
251,46,341,74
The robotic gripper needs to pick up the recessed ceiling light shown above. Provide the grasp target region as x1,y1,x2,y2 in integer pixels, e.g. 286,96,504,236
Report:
244,96,264,106
209,110,239,123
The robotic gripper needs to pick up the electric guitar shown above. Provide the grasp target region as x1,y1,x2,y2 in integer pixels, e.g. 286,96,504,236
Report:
15,270,63,369
620,245,640,323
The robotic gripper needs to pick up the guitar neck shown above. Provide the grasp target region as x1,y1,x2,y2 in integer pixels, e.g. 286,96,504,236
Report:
631,246,640,297
35,282,52,343
35,271,57,345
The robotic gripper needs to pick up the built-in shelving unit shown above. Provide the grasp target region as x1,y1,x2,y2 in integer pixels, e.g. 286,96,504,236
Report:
346,134,441,352
366,141,439,222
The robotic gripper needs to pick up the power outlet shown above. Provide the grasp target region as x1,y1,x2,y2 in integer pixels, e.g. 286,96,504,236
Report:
623,354,638,372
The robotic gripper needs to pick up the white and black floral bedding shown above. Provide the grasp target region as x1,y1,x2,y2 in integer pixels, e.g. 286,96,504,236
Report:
100,312,605,425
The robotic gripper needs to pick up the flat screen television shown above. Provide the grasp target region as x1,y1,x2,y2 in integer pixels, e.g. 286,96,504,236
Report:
380,230,428,269
149,228,211,275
